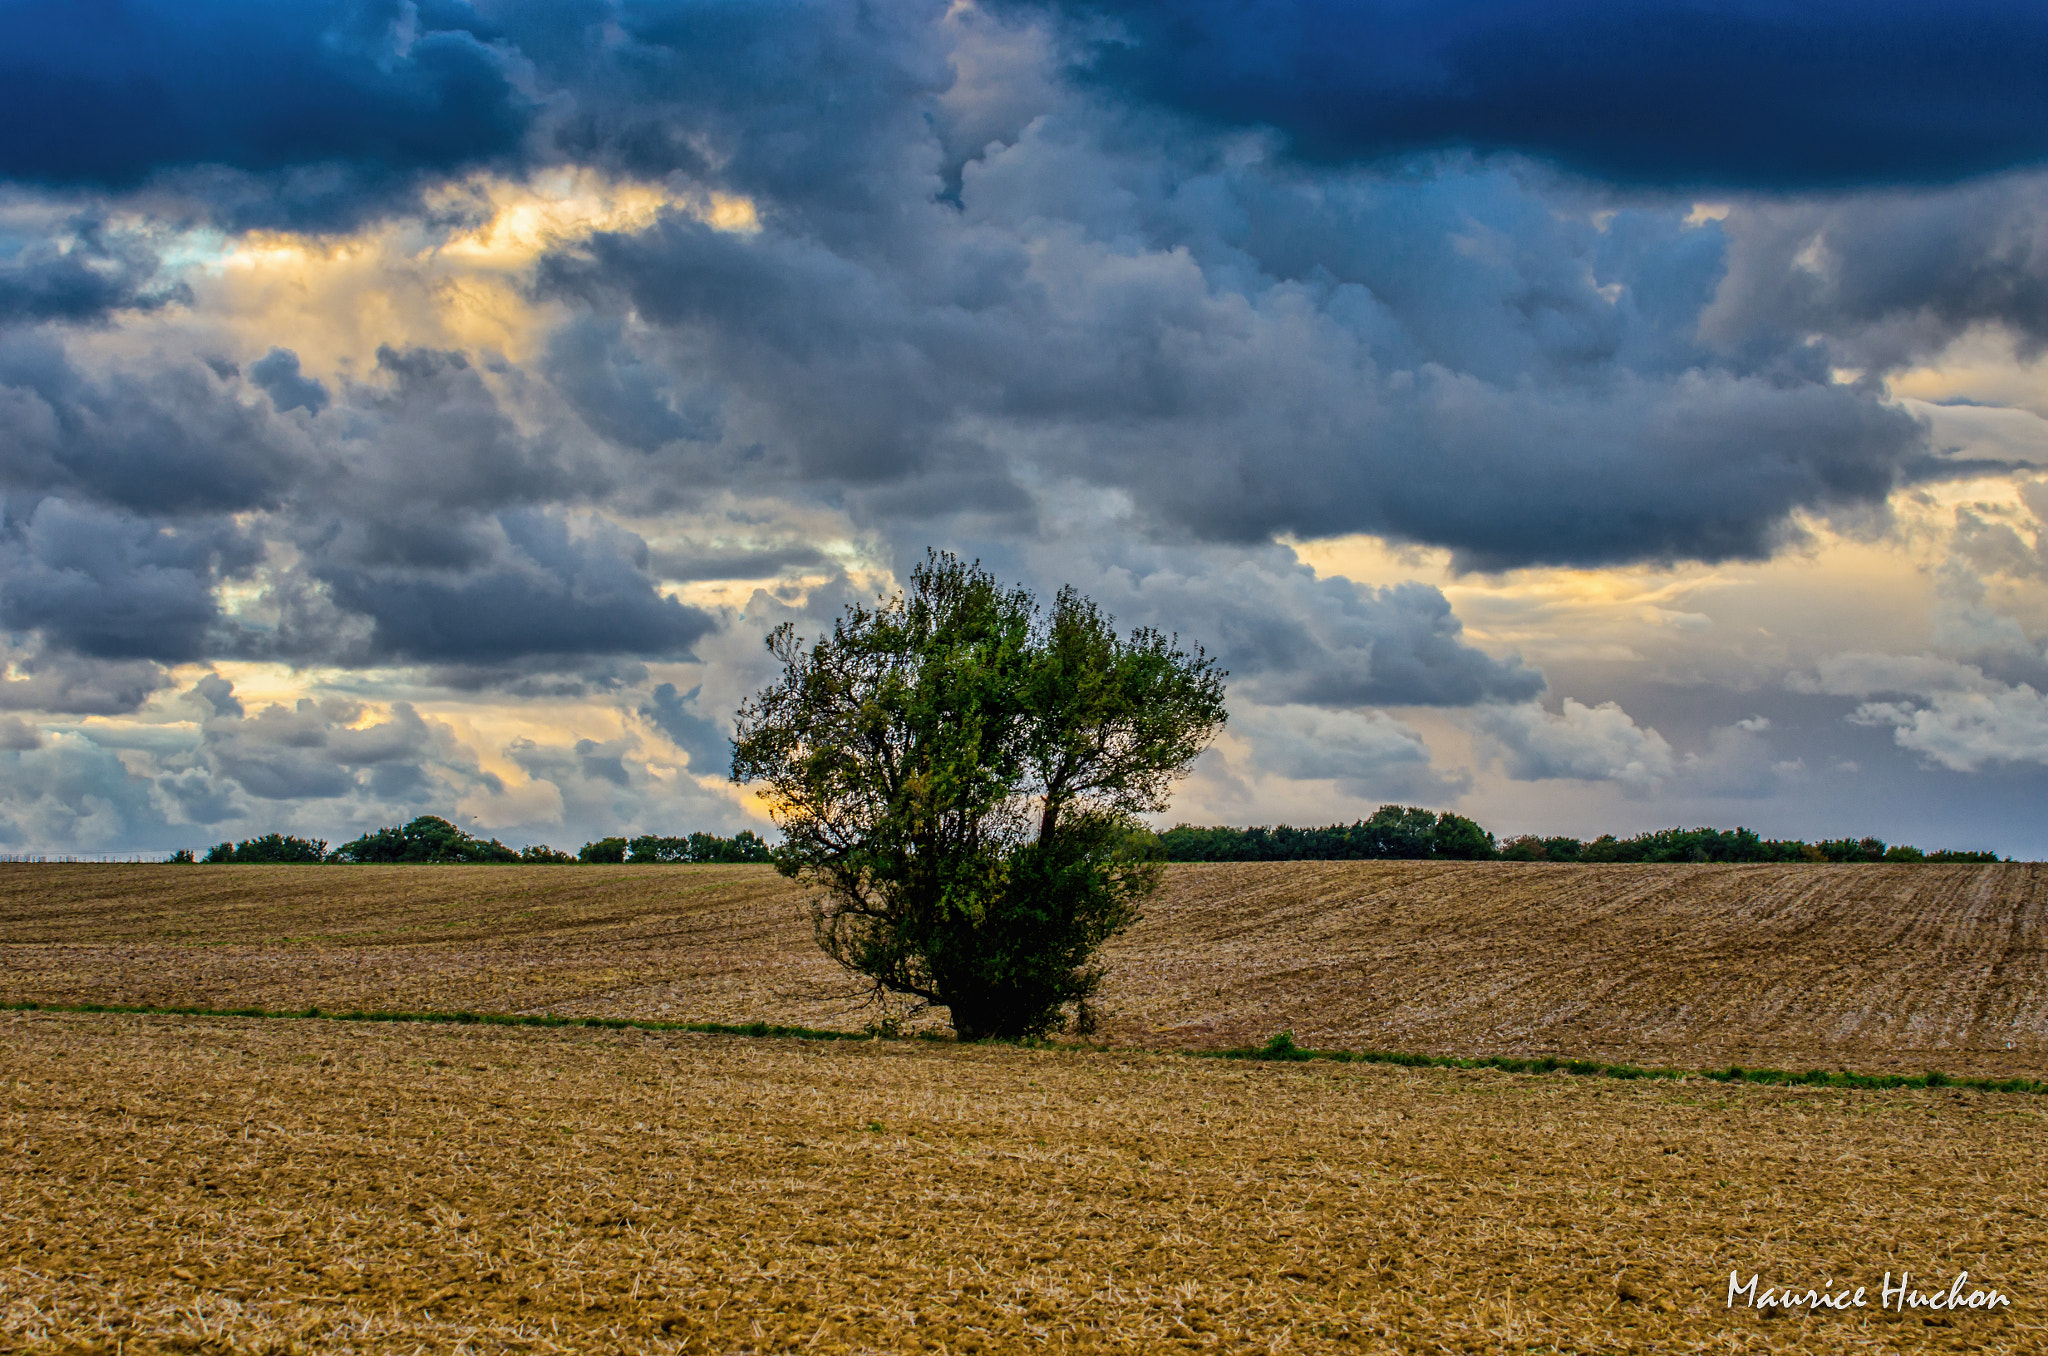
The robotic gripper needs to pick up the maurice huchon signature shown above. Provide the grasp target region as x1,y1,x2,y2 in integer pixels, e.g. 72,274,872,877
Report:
1727,1270,2011,1314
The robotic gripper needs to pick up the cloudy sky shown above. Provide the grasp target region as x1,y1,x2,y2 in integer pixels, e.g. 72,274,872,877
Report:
4,0,2048,857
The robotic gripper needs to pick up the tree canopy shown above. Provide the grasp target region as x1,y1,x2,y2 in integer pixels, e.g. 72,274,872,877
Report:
201,833,328,864
731,552,1228,1040
332,815,521,864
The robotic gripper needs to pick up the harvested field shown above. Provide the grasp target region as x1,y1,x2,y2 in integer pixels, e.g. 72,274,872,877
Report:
5,862,2046,1077
5,1010,2044,1354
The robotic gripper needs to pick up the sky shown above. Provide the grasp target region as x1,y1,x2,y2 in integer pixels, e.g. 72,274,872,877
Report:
3,0,2048,857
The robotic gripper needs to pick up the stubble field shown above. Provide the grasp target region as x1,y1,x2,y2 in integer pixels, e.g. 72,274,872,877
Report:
4,862,2046,1353
5,1010,2045,1354
5,860,2045,1076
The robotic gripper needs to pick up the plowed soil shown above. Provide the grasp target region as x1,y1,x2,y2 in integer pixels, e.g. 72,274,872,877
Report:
5,1010,2044,1355
5,861,2046,1077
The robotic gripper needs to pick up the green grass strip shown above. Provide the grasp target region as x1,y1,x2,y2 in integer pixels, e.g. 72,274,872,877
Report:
10,1000,2045,1097
1198,1030,2048,1096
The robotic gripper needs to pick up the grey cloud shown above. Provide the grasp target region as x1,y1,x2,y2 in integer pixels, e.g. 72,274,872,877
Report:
249,347,329,414
547,113,1934,568
1050,544,1541,708
1230,702,1440,796
536,0,955,242
0,715,39,749
0,684,761,853
1684,719,1807,801
0,730,169,851
640,681,731,776
190,673,243,719
420,659,650,698
545,317,717,452
545,215,1023,496
314,509,717,665
327,345,583,516
1707,173,2048,374
501,727,757,842
0,216,188,323
648,543,832,583
0,337,308,514
0,496,257,662
0,651,168,715
154,766,244,826
200,696,438,801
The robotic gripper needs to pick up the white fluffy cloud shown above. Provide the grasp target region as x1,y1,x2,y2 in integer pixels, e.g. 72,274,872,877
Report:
1854,686,2048,772
1477,699,1676,791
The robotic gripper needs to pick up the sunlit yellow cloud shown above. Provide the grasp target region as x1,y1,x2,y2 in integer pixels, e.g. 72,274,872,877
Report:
145,169,758,374
1289,470,2047,682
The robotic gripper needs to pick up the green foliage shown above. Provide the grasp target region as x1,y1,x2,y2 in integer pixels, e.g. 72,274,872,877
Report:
731,551,1227,1041
1159,805,1490,861
166,848,196,863
332,816,520,864
578,836,628,863
1161,816,2002,863
1430,812,1496,860
200,833,329,864
626,830,774,863
1500,834,1585,862
519,844,577,863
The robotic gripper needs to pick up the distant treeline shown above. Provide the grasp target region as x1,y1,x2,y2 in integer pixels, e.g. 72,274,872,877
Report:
176,816,773,866
1157,807,2004,864
177,809,2006,866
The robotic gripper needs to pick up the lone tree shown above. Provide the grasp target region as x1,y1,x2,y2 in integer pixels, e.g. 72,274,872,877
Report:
731,552,1227,1040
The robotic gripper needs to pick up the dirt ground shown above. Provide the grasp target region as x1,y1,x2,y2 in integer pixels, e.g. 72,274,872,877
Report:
5,1010,2044,1355
4,861,2045,1077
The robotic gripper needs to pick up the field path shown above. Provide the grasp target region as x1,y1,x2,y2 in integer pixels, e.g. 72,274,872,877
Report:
4,861,2045,1075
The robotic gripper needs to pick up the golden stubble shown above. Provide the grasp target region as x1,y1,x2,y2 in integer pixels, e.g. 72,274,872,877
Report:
3,1010,2042,1354
6,861,2047,1078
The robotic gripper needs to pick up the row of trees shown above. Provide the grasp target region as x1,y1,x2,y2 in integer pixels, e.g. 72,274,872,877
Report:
1157,815,2003,864
185,812,2004,869
571,832,773,864
1157,806,1496,862
180,817,772,865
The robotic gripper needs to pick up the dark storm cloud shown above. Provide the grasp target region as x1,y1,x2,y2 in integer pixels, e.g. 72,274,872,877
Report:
530,0,953,234
315,509,716,664
0,0,2024,681
553,134,1931,567
0,496,257,662
0,0,531,229
1038,0,2048,189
